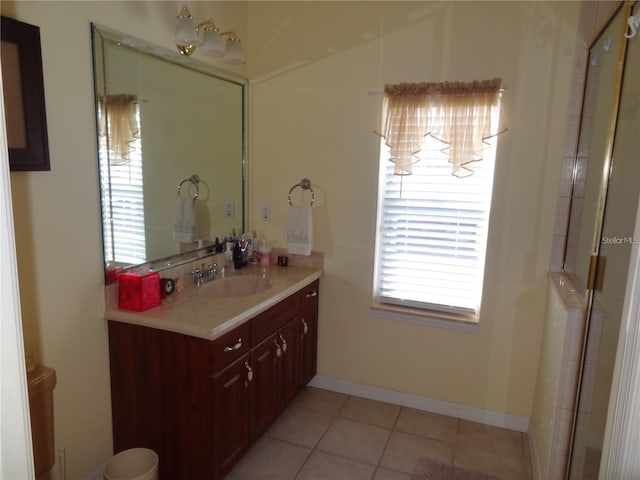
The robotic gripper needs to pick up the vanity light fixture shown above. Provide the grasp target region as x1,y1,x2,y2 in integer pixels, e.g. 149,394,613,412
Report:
175,4,245,64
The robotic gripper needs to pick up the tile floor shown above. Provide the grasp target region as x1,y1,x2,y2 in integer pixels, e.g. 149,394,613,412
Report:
225,387,532,480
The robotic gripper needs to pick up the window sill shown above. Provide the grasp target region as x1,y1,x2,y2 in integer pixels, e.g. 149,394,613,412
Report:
370,301,479,333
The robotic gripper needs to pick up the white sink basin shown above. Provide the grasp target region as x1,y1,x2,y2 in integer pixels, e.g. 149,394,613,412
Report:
200,275,272,298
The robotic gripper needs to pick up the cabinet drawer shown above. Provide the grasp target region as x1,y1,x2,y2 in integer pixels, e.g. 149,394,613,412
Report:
300,280,320,304
251,294,301,346
211,321,251,372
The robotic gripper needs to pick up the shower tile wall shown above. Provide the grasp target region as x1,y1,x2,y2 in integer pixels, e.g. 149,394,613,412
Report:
529,274,585,480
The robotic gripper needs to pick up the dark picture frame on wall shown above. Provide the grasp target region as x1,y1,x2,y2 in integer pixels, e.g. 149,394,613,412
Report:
1,16,50,171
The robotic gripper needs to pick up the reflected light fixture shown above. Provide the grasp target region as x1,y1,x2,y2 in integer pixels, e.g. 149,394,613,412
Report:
175,5,245,64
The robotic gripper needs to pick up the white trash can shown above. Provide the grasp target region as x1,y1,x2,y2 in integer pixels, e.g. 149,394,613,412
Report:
103,448,158,480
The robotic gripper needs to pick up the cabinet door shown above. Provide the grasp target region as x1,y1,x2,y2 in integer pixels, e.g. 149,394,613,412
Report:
279,318,302,408
300,281,319,386
251,319,303,439
252,334,279,439
212,353,252,478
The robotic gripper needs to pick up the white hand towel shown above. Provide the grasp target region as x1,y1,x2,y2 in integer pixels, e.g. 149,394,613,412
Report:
287,205,313,256
173,197,197,242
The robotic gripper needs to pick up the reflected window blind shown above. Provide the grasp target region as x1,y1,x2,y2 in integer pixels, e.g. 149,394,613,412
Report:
374,134,497,315
99,107,146,265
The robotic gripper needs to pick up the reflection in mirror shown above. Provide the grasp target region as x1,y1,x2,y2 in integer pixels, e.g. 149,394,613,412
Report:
562,7,625,295
92,25,246,284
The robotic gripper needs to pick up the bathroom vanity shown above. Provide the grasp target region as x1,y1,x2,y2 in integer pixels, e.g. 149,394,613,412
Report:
106,266,320,479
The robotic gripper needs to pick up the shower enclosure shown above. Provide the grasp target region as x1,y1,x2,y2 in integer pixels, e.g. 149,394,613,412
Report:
563,1,640,478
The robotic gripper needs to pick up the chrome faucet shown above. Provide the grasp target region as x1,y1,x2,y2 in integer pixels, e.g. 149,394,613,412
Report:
191,263,217,286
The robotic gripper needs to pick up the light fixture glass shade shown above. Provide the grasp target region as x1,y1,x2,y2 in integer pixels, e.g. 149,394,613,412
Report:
175,9,201,46
200,28,225,56
223,36,245,64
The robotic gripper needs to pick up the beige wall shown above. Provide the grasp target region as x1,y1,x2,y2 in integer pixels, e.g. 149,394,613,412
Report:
248,0,579,419
3,1,246,478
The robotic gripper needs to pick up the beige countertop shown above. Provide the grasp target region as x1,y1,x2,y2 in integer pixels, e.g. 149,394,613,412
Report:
105,265,322,341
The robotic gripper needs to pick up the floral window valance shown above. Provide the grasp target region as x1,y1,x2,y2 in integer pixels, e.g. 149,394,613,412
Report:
378,79,503,177
98,94,140,165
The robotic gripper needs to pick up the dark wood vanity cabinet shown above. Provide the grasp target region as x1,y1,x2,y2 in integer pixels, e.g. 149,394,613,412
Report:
108,279,319,480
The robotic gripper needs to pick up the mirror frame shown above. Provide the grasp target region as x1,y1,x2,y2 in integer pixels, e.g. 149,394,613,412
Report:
91,24,248,283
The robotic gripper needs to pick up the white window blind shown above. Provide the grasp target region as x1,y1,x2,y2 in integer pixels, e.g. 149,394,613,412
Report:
374,114,499,317
99,107,146,265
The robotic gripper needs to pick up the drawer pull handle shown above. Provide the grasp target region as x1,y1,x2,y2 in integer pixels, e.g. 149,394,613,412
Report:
245,361,253,383
279,334,288,353
224,338,242,352
301,318,308,336
306,291,318,298
274,339,282,357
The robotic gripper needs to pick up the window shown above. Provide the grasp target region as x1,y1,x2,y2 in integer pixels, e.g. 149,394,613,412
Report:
373,81,502,323
98,99,146,266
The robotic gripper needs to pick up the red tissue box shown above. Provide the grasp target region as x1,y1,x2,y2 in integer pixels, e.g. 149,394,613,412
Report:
118,271,161,312
106,265,123,283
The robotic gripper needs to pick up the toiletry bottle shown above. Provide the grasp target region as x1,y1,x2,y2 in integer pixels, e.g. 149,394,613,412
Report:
233,240,243,269
224,236,234,267
259,240,272,266
225,235,235,254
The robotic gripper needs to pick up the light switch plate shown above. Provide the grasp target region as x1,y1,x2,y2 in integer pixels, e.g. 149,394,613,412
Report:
261,203,271,221
224,200,234,218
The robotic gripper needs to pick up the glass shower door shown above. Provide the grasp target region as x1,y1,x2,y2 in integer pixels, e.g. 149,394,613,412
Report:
568,2,640,478
563,5,627,294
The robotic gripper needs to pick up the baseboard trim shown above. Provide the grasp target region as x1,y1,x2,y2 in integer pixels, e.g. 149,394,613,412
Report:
309,375,529,433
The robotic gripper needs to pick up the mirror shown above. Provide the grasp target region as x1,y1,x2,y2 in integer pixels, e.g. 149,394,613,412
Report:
92,25,246,283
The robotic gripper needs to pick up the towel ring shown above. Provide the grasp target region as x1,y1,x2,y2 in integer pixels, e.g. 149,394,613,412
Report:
177,174,200,202
288,178,315,206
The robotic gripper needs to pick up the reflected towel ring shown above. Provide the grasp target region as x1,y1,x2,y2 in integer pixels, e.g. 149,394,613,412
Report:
288,178,315,206
177,174,200,202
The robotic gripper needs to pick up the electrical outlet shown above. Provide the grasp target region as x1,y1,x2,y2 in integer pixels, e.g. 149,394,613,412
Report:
224,200,234,218
261,203,271,221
